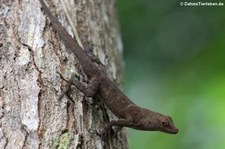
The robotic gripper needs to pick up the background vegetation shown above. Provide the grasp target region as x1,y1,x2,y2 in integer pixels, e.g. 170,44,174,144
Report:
118,0,225,149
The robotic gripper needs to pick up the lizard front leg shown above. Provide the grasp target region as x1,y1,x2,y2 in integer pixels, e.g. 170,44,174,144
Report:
100,119,136,137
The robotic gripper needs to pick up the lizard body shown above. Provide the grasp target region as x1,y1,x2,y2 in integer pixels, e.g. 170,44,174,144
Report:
39,0,178,134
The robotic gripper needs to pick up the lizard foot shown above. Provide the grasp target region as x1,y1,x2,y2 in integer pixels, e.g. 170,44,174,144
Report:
57,72,80,102
111,126,123,138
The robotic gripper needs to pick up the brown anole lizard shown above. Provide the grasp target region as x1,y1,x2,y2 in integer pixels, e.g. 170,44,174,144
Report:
39,0,178,135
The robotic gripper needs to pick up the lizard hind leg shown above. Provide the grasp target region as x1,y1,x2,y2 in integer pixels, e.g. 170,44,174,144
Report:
85,44,107,73
89,54,107,75
86,49,103,66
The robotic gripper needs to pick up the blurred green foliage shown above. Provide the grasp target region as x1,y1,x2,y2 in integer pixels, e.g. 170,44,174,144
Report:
118,0,225,149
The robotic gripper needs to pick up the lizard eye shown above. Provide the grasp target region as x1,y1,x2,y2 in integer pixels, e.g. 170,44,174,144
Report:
161,121,167,126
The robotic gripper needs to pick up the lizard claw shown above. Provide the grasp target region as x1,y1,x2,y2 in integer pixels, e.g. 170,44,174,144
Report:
111,126,122,138
93,128,105,137
97,122,114,139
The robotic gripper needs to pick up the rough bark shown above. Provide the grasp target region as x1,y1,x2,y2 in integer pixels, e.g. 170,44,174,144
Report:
0,0,127,148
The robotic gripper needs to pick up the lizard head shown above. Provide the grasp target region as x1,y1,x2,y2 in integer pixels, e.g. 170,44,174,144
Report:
134,109,179,134
154,114,179,134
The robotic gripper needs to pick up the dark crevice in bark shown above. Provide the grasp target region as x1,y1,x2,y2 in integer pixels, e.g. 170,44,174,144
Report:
21,126,28,149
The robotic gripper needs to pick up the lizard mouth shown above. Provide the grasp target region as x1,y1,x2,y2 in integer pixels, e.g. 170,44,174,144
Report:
161,127,179,134
169,128,179,134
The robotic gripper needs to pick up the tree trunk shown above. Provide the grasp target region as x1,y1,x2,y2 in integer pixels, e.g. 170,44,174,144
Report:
0,0,127,148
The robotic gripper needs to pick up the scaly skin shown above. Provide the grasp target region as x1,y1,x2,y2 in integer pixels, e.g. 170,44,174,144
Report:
39,0,178,135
